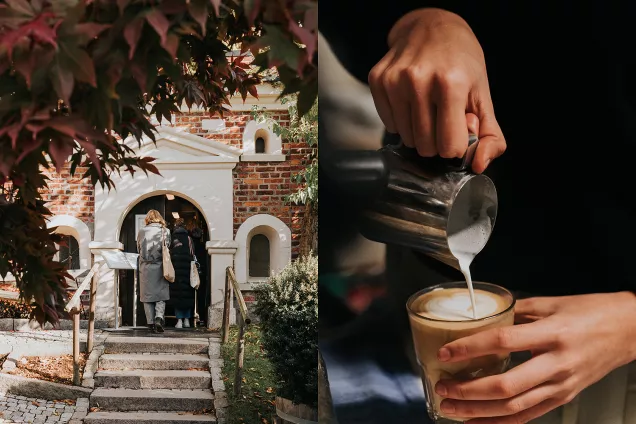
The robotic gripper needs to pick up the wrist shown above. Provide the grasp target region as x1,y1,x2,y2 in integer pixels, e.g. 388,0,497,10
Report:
617,291,636,363
388,8,472,47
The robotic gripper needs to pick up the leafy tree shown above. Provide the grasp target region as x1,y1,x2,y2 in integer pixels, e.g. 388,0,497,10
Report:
0,0,317,326
252,95,317,255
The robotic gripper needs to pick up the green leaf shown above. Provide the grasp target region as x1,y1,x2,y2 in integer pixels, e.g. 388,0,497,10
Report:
296,78,317,118
257,24,302,71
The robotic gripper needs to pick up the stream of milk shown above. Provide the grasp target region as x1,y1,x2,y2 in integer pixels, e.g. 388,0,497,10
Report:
448,217,493,319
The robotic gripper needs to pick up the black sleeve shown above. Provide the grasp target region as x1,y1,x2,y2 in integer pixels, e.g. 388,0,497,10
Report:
319,1,475,84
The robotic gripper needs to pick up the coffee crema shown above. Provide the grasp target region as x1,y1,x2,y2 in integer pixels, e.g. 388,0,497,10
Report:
412,287,509,321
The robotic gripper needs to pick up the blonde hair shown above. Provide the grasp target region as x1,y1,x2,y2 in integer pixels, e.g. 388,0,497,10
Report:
145,209,166,226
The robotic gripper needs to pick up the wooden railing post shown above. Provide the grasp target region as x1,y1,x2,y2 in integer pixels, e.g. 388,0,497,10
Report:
72,312,80,386
233,315,246,396
86,262,98,353
221,268,231,343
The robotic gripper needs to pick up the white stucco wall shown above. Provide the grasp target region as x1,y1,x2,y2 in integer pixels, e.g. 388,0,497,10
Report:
46,215,93,270
234,214,292,285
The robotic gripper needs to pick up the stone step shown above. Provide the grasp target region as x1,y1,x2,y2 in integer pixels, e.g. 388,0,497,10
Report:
99,354,209,370
95,370,211,389
90,388,214,411
104,337,208,354
84,411,217,423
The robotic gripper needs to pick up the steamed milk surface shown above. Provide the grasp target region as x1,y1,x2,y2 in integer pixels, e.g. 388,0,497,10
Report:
421,288,501,321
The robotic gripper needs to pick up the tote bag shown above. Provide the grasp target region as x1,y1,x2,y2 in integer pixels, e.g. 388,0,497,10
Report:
189,236,200,290
162,227,175,283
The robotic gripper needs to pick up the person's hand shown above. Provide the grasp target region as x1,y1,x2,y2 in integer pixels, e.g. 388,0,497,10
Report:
434,292,636,423
368,8,506,174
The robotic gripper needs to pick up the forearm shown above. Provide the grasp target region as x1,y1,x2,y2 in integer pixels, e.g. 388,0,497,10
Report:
621,291,636,363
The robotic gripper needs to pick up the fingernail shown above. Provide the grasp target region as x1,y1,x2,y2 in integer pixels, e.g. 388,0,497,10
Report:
435,382,447,396
484,158,492,167
440,400,455,414
438,348,451,361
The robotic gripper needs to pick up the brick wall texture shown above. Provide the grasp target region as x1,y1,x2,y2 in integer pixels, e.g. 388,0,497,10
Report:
41,109,308,257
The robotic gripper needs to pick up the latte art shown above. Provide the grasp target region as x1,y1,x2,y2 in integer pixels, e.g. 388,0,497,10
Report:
424,290,499,321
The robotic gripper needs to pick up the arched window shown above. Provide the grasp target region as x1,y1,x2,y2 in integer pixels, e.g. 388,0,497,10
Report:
249,234,270,277
255,136,266,153
57,235,80,270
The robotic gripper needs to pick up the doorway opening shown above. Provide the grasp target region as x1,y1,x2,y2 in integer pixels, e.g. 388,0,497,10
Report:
118,194,210,327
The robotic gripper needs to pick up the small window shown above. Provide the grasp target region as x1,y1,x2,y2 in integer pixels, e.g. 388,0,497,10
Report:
255,137,266,153
58,235,80,270
249,234,270,277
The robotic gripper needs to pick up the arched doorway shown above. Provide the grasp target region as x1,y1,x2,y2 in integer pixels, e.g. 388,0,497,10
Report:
118,194,210,327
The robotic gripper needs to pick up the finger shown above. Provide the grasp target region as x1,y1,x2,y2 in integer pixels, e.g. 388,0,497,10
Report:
515,297,559,318
466,397,564,424
465,113,479,135
411,89,437,155
437,353,557,401
438,320,554,362
368,51,398,133
441,382,561,418
435,84,469,158
384,71,415,147
514,314,543,324
470,95,506,174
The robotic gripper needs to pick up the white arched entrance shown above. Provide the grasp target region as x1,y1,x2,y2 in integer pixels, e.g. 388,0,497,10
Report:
89,126,241,328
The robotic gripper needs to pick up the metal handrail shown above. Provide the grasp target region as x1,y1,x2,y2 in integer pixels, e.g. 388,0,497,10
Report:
222,266,252,396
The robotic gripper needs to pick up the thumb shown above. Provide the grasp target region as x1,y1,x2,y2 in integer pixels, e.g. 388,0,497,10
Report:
471,98,506,174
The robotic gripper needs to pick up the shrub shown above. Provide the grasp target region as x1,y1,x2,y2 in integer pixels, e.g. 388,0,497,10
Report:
254,254,318,407
0,298,33,319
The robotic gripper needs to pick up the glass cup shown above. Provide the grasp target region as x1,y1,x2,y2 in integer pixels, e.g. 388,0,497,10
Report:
407,282,515,423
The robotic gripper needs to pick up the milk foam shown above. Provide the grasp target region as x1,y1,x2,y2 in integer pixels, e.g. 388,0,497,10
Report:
424,290,500,320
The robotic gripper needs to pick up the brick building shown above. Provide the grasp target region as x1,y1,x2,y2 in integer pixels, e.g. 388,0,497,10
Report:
12,83,308,329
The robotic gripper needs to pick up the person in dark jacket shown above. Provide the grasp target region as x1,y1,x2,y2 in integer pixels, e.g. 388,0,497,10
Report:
169,218,196,328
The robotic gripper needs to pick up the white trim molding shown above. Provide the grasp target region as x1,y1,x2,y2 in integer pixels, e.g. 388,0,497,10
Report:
234,214,292,283
47,215,93,270
240,120,285,162
122,126,241,171
240,153,286,162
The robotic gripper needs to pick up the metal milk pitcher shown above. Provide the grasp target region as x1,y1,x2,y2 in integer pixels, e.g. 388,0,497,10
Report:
326,134,498,271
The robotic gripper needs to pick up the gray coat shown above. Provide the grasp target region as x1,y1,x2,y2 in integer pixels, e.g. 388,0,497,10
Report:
137,223,171,303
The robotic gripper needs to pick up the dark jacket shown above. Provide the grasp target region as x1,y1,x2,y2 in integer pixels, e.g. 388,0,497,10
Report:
169,227,195,310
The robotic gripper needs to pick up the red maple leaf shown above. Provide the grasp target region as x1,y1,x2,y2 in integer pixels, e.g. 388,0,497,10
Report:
0,12,61,60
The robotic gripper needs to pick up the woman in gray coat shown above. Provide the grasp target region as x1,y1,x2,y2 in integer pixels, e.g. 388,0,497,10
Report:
136,209,171,333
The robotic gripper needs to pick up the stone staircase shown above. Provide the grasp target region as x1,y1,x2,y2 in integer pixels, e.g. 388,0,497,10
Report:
84,336,218,424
